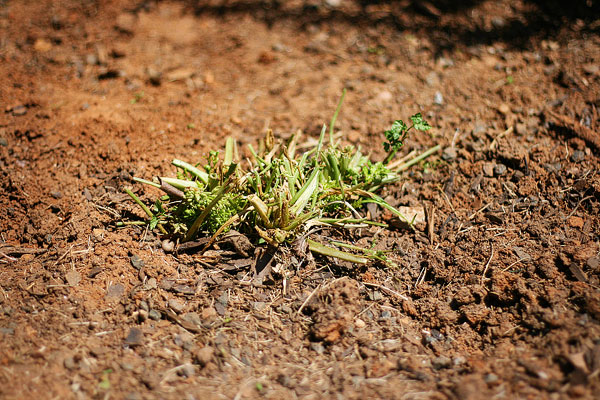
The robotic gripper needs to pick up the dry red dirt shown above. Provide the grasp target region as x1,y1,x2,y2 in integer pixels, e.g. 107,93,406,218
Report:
1,1,600,399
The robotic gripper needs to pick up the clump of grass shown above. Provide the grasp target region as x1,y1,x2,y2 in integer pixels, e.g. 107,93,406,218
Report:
122,91,439,264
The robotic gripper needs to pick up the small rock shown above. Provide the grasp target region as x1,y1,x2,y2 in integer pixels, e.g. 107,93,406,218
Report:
182,312,202,328
168,298,186,314
432,356,452,369
571,150,585,162
124,327,144,346
493,164,507,176
65,270,81,286
86,54,98,65
129,254,144,270
0,137,7,146
88,267,103,278
442,147,457,161
11,105,27,116
498,103,510,115
51,191,62,199
310,342,325,354
515,122,527,135
92,228,104,242
0,327,14,335
482,163,495,177
377,90,393,102
161,240,174,253
354,318,366,329
201,306,217,320
380,310,392,319
160,278,175,291
253,302,267,312
368,290,383,301
33,38,52,52
64,356,77,370
139,300,149,312
433,91,444,105
491,17,506,29
144,277,157,290
484,373,499,383
194,346,214,367
105,283,125,302
512,170,524,182
148,309,161,321
453,356,466,366
425,71,439,86
587,257,599,271
177,363,195,378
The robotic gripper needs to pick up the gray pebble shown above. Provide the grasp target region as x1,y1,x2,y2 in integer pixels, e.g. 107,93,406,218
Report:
453,356,466,366
0,327,14,335
368,290,383,301
124,327,144,347
432,356,452,369
442,147,457,161
493,164,507,176
310,342,325,354
130,254,144,270
485,373,499,383
512,170,524,182
571,150,585,162
148,309,162,321
0,138,7,147
105,283,125,302
434,91,444,105
177,363,195,378
139,300,149,312
587,257,599,270
168,298,186,314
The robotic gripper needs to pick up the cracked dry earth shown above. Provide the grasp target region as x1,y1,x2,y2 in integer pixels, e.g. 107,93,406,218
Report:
1,0,600,399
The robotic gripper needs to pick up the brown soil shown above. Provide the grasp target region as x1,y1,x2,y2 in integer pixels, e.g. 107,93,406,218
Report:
1,1,600,399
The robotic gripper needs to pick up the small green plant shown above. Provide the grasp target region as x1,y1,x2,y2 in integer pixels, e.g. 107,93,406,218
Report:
122,92,439,264
383,113,431,164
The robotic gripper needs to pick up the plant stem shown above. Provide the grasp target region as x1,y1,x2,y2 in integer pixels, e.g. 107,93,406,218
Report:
307,239,368,264
124,188,167,234
396,144,441,172
172,159,209,184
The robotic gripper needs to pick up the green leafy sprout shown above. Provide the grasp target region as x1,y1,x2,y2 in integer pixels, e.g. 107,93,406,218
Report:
122,91,440,265
383,113,432,164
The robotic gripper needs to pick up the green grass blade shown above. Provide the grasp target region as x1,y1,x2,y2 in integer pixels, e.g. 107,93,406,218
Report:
172,159,209,184
133,177,161,188
307,239,368,264
329,89,346,147
290,169,320,216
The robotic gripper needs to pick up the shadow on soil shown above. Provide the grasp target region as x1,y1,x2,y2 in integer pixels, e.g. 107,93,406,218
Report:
170,0,599,52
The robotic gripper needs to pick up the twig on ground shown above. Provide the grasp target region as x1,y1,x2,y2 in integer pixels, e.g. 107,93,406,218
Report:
481,242,494,284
